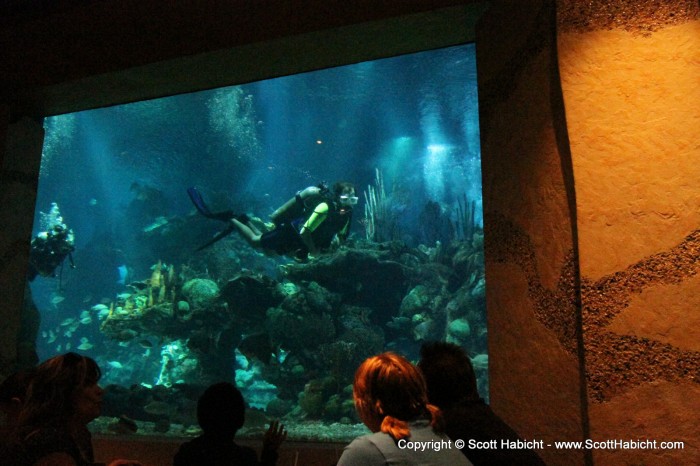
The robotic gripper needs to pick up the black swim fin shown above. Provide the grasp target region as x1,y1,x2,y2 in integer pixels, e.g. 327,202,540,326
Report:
196,223,236,251
188,187,252,251
187,187,234,223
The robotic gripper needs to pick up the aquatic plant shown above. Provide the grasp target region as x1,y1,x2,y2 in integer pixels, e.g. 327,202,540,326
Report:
363,168,398,242
454,193,478,242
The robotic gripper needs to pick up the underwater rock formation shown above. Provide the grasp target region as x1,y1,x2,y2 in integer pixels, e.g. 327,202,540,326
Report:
181,278,219,310
97,232,486,423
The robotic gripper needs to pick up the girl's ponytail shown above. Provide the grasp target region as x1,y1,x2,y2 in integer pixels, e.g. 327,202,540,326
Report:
380,414,411,440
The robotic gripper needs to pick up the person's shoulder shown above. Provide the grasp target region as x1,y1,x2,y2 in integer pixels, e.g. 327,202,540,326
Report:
339,433,387,466
32,451,77,466
13,426,81,466
23,426,73,449
173,436,206,464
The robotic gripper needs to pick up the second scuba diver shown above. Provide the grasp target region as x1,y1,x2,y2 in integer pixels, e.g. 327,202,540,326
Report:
188,182,357,261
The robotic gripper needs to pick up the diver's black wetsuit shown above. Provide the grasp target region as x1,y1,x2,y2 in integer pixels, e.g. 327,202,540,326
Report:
261,198,351,256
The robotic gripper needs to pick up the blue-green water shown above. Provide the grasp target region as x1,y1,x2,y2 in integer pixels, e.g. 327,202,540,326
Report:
27,44,486,440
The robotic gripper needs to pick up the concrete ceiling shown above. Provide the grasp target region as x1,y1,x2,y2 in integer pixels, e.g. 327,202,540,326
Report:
1,0,487,118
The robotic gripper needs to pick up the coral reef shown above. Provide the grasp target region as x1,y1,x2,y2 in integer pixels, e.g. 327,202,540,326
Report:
96,224,486,429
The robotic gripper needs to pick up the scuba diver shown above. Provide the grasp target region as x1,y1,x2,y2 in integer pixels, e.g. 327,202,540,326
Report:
20,204,76,368
27,205,76,282
188,181,357,261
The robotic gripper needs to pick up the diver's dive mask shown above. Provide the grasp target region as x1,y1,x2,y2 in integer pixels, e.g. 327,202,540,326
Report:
339,194,358,206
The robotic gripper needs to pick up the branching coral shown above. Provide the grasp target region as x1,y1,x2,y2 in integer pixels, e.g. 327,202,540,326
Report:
454,193,477,242
363,168,398,242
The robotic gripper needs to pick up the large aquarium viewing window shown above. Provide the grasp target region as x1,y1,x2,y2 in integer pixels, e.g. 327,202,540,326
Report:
26,43,486,441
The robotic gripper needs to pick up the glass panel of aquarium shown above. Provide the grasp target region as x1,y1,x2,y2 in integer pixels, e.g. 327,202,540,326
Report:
25,43,486,441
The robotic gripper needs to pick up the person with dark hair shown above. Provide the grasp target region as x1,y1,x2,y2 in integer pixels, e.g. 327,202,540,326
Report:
173,382,287,466
1,368,35,452
6,352,141,466
338,352,471,466
418,342,546,466
188,181,356,261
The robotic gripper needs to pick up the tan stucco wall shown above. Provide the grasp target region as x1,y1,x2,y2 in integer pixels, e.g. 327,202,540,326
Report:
478,2,586,465
559,16,700,466
560,22,700,280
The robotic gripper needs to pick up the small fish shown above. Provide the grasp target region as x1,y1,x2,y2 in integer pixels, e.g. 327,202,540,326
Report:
144,401,173,416
42,331,47,338
63,330,72,338
66,342,71,350
107,361,123,369
471,353,488,370
80,316,92,325
91,304,109,312
137,339,153,349
47,331,57,343
118,329,138,341
80,310,91,319
60,317,77,327
143,216,168,233
51,294,65,306
77,337,93,350
88,198,98,206
127,281,149,291
82,295,93,303
276,346,289,364
117,292,132,300
56,344,62,352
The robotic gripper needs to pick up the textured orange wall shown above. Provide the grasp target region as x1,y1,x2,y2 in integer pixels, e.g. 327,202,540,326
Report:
479,2,586,465
559,14,700,466
560,23,700,280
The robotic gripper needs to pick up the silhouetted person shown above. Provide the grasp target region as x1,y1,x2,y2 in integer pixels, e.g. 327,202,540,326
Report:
418,342,546,466
6,352,141,466
173,382,287,466
338,352,471,465
1,369,33,423
1,369,34,454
